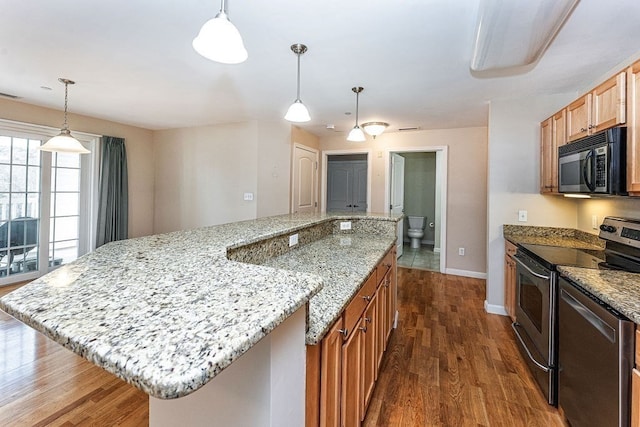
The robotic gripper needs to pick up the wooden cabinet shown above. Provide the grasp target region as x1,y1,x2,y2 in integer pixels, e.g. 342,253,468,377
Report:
540,110,566,194
632,329,640,427
566,72,626,142
504,240,517,321
307,247,397,427
627,61,640,195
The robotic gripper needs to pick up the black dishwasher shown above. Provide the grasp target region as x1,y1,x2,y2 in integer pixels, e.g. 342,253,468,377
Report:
558,276,634,427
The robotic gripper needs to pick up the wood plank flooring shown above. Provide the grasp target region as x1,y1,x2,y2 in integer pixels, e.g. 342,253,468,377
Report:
363,268,566,426
0,269,565,426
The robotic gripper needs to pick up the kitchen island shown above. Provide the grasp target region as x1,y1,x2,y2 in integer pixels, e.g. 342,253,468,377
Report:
0,212,400,426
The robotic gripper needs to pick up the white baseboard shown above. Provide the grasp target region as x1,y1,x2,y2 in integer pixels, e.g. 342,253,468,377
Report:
444,268,487,279
484,300,508,316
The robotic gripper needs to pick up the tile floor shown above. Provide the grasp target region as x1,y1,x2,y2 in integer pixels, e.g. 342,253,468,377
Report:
397,242,440,271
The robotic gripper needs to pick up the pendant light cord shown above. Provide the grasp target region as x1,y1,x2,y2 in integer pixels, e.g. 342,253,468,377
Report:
296,52,301,101
355,91,359,125
63,82,69,129
220,0,227,13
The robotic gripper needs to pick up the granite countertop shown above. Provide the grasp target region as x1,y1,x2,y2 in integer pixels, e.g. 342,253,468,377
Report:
503,224,604,250
262,234,395,344
0,212,401,399
558,266,640,324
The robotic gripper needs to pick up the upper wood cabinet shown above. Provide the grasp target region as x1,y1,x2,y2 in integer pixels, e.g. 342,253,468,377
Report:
567,72,626,142
540,110,565,194
627,61,640,195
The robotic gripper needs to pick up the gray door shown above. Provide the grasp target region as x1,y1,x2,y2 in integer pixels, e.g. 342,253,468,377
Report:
326,160,367,212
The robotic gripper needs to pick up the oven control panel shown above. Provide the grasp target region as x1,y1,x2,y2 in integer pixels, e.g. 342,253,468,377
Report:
599,217,640,248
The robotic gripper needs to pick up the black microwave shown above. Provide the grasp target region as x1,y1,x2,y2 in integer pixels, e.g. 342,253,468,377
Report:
558,126,627,195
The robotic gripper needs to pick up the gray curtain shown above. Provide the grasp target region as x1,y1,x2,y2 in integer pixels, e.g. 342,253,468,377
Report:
96,136,128,247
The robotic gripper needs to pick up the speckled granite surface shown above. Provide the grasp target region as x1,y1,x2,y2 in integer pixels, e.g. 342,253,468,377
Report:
503,225,604,250
0,212,401,399
558,266,640,324
262,234,395,344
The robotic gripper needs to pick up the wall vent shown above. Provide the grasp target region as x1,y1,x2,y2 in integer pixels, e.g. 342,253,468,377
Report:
0,92,21,100
398,127,420,131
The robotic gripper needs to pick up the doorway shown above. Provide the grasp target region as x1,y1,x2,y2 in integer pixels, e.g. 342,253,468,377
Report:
386,147,447,273
321,150,372,213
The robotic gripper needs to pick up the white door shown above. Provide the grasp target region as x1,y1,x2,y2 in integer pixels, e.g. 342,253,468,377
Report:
291,144,318,214
390,153,405,258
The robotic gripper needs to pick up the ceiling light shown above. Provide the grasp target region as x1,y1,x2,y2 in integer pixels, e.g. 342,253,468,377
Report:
285,44,310,123
192,0,248,64
39,78,89,154
347,87,365,142
362,122,389,139
470,0,579,73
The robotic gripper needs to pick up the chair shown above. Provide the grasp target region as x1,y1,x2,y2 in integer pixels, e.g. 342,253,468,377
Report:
0,217,39,267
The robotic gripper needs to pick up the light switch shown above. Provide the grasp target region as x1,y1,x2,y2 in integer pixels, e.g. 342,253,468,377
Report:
518,210,527,222
243,192,254,201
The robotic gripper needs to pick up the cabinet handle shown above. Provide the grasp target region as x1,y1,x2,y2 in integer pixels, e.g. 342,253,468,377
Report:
359,326,367,333
338,328,349,337
364,317,372,323
588,124,595,130
362,295,372,302
384,278,390,288
580,127,587,132
385,263,392,268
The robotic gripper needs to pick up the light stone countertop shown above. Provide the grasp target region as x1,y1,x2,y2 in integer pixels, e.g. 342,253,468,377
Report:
558,266,640,324
262,234,396,344
0,212,401,399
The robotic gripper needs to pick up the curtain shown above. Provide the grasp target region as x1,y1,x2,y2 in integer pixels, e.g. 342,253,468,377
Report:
96,136,128,247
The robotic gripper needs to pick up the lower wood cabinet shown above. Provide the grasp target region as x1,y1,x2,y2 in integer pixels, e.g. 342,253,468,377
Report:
504,241,517,322
307,247,397,427
632,329,640,427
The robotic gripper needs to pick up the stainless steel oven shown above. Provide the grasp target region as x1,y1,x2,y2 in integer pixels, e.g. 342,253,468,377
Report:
512,253,556,405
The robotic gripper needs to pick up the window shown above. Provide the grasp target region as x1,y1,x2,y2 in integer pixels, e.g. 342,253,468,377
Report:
0,120,99,284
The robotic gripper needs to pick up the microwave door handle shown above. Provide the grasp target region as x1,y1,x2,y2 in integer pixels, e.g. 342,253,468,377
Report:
582,149,596,191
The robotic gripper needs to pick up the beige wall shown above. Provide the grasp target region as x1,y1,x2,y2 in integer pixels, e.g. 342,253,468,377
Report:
576,198,640,233
153,120,292,233
0,98,154,238
291,126,319,150
319,127,488,275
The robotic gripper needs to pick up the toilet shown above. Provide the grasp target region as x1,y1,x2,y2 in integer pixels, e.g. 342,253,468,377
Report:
407,216,426,249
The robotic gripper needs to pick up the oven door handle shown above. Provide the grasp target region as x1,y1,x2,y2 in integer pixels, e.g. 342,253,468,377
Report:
513,256,550,280
511,322,550,373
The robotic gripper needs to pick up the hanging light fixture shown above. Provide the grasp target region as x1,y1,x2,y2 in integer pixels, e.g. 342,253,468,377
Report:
192,0,248,64
284,43,310,122
362,122,389,139
347,87,365,142
39,78,90,154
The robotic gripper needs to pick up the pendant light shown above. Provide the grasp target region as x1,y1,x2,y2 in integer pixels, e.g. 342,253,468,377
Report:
284,43,311,123
39,78,90,154
347,87,365,142
362,122,389,139
192,0,248,64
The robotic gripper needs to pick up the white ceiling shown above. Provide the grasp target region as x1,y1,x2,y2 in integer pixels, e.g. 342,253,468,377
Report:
1,0,640,136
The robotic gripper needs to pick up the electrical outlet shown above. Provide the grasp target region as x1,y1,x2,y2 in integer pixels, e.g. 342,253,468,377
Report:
340,221,352,230
458,247,465,256
289,233,299,247
243,192,254,201
592,215,599,230
518,210,528,222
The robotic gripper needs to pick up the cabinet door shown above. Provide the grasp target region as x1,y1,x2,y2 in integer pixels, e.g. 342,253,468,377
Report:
320,319,345,427
504,255,516,322
361,296,377,419
540,117,554,194
376,282,387,370
632,368,640,427
385,268,395,344
627,62,640,194
567,94,591,142
592,72,626,133
341,321,363,427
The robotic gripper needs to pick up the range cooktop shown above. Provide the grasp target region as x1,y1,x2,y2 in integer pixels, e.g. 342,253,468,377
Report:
518,244,605,271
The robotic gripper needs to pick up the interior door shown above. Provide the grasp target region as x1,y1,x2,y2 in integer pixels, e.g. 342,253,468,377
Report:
390,153,405,258
327,162,351,212
291,144,318,214
353,162,367,212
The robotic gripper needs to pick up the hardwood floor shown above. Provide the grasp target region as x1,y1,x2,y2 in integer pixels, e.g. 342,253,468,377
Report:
363,268,566,427
0,269,565,426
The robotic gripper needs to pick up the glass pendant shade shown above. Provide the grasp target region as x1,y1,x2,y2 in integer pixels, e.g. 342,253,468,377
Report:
193,10,248,64
347,126,366,142
285,99,311,122
40,128,89,154
38,78,90,154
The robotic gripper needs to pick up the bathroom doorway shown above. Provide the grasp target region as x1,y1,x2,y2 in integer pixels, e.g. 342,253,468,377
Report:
321,150,372,213
386,147,447,273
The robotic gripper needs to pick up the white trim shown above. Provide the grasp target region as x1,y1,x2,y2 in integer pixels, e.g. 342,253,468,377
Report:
433,247,441,253
484,300,509,316
445,268,487,279
384,146,448,274
291,143,319,214
320,148,373,213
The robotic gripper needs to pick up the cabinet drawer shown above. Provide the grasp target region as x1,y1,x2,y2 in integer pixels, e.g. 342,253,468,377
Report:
376,250,394,285
505,240,517,257
344,273,377,336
